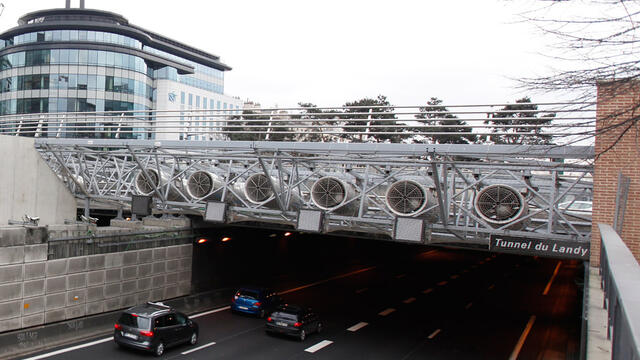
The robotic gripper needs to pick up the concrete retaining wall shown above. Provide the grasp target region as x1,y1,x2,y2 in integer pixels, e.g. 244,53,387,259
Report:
0,135,76,226
0,244,192,332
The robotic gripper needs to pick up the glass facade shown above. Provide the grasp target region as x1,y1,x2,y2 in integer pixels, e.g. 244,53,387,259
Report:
0,30,143,50
0,9,234,140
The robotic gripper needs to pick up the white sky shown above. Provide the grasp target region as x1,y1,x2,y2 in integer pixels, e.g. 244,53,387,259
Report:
0,0,567,108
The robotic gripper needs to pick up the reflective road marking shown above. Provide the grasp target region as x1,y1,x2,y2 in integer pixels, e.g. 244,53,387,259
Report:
21,337,112,360
378,308,396,316
509,315,536,360
191,306,230,318
543,261,562,296
428,329,441,339
305,340,334,353
347,322,369,332
181,341,216,355
403,297,417,304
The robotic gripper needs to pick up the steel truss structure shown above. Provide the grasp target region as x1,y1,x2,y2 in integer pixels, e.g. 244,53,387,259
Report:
34,138,594,247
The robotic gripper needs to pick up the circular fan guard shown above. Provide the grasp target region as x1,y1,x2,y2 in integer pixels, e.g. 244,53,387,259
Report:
312,177,346,209
386,180,427,215
135,169,159,195
244,174,273,203
187,171,214,198
475,185,524,224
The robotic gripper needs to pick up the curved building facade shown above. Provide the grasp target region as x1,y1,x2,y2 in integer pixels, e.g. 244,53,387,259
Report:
0,6,242,140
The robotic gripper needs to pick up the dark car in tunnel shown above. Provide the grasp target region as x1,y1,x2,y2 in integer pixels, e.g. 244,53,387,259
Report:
266,304,323,341
113,302,199,356
231,286,283,318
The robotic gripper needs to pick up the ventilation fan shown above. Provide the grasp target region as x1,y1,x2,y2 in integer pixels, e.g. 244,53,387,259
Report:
244,173,274,203
386,180,427,216
311,176,347,210
135,169,159,195
474,184,527,226
187,171,214,199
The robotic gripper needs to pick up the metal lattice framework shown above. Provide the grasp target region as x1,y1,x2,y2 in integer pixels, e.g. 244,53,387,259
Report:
1,103,595,247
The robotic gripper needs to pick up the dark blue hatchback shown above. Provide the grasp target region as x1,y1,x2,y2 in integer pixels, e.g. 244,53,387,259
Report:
231,286,282,318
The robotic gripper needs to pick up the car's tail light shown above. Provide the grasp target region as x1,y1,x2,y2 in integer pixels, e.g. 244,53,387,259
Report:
140,330,154,337
253,302,261,307
294,322,302,327
114,324,122,330
267,317,273,322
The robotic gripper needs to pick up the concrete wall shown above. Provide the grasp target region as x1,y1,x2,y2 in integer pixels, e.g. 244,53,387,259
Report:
593,81,640,265
0,135,76,226
0,244,192,332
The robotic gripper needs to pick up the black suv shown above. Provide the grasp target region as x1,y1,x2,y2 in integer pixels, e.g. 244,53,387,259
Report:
114,302,199,356
266,304,322,341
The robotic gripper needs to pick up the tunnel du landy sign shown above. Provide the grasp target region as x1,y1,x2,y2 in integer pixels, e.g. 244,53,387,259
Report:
490,235,589,260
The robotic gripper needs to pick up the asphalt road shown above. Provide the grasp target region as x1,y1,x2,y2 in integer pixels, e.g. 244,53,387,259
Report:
20,232,583,360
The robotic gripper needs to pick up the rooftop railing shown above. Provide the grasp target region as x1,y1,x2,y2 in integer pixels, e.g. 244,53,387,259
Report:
0,102,596,145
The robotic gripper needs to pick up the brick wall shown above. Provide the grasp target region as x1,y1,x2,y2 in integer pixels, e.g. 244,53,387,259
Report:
593,80,640,265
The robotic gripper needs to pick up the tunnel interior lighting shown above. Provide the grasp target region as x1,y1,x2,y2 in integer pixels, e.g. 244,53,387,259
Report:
197,238,208,244
284,232,292,237
221,237,231,242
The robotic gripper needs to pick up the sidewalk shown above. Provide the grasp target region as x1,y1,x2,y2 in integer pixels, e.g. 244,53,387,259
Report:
587,266,611,359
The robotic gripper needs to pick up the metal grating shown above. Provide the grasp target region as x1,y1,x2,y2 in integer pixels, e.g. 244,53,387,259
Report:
475,185,522,222
312,177,346,209
387,180,426,215
245,174,273,203
188,171,213,198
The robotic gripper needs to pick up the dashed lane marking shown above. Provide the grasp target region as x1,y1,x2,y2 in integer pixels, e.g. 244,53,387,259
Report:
428,329,442,339
305,340,334,353
278,266,377,295
181,341,216,355
437,281,448,286
347,322,369,332
378,308,396,316
356,288,368,294
191,306,230,318
396,274,407,279
422,288,433,294
465,302,473,310
403,297,417,304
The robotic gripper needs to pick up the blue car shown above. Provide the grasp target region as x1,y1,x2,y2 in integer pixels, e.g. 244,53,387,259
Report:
231,286,282,318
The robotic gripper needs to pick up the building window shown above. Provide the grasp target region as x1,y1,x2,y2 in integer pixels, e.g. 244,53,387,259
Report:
181,92,185,104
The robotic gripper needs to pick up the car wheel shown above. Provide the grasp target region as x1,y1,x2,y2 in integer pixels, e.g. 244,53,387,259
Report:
299,329,306,341
154,342,164,357
316,322,323,334
259,309,266,318
190,332,198,345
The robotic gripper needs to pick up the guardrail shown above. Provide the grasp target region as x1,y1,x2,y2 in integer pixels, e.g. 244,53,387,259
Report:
0,102,596,144
599,223,640,359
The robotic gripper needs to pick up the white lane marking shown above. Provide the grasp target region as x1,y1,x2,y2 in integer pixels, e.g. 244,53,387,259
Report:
278,266,377,295
191,306,230,318
450,274,459,279
304,340,334,353
543,261,562,296
403,297,417,304
395,274,407,279
465,302,473,310
428,329,441,339
347,322,369,332
422,288,433,294
21,337,112,360
437,281,448,286
181,341,217,355
356,288,368,294
509,315,536,360
378,308,396,316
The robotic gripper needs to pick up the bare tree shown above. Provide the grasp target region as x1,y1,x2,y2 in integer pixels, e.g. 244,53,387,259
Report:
519,1,640,153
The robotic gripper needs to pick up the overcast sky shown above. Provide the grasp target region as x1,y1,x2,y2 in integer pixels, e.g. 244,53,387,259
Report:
0,0,565,108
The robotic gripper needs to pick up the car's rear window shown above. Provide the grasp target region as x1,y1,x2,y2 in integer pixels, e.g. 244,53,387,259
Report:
272,311,299,321
118,313,151,330
237,289,260,299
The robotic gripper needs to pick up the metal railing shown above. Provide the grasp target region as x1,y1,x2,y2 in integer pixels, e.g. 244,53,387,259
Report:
599,223,640,360
0,102,596,144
